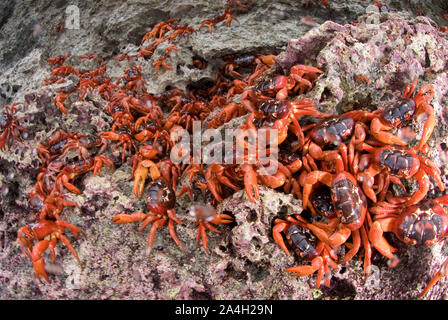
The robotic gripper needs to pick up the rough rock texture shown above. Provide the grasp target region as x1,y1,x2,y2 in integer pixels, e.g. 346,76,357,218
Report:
1,0,448,300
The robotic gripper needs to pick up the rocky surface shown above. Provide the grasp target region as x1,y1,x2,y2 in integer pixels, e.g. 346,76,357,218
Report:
1,0,448,300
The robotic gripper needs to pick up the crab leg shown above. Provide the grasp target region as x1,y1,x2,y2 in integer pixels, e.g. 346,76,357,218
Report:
340,229,361,263
418,258,448,298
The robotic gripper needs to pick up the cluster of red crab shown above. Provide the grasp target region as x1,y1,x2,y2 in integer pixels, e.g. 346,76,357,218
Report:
266,76,448,298
10,0,270,284
1,0,446,298
205,52,447,298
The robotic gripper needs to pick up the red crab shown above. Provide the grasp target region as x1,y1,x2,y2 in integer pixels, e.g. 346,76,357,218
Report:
134,114,164,143
54,81,79,114
208,102,246,128
273,214,338,287
227,0,252,9
0,103,27,151
116,64,147,94
132,144,162,197
50,65,78,77
248,75,289,100
301,171,367,258
241,64,321,103
112,178,184,251
100,125,136,163
199,9,237,34
47,55,70,67
156,158,182,192
369,194,448,297
370,76,435,152
240,97,323,146
189,203,233,254
287,64,323,95
225,79,248,100
34,159,66,196
357,145,444,204
302,0,329,7
107,91,150,116
153,46,179,74
223,54,259,79
141,19,178,43
17,219,85,283
30,190,79,221
37,129,81,164
242,64,320,106
61,134,109,162
165,100,211,132
54,157,112,195
298,111,370,173
205,163,240,203
247,55,277,85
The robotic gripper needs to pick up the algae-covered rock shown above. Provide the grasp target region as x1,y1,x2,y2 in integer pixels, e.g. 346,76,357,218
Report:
1,0,448,300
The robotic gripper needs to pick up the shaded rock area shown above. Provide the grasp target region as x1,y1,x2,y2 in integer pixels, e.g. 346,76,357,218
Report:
1,0,448,300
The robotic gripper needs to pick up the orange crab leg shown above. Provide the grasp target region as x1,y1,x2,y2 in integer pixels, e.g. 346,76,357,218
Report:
307,223,351,248
418,258,448,298
285,256,324,287
405,170,430,206
415,102,435,152
176,184,194,202
368,220,399,263
196,223,209,254
139,215,160,232
216,174,240,191
60,174,81,194
302,170,332,209
360,224,372,275
58,220,85,239
48,236,57,262
241,163,259,202
93,155,114,176
340,229,361,263
58,234,83,267
54,94,68,114
210,213,233,225
272,221,290,255
370,118,408,146
147,218,166,250
167,209,184,250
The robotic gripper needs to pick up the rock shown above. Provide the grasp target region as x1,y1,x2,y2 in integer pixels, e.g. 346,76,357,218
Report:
1,0,448,300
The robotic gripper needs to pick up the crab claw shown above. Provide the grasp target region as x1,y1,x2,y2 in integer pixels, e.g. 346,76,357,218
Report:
285,256,324,288
302,171,332,209
100,132,123,141
272,220,290,255
209,213,233,225
93,155,114,176
31,240,51,284
133,160,161,197
368,220,399,263
285,256,323,277
112,211,148,224
259,171,287,189
241,164,259,202
54,94,68,114
58,174,82,195
133,166,149,198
